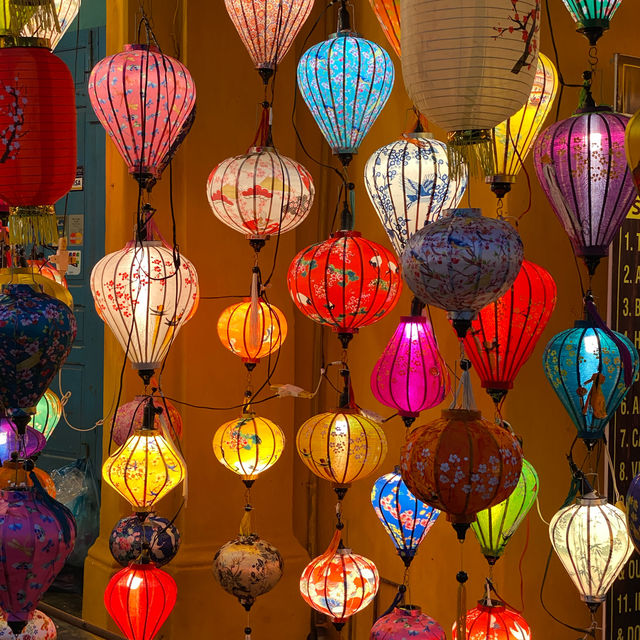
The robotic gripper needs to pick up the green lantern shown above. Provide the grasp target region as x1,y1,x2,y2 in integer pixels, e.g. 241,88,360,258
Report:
561,1,621,45
471,459,539,565
30,389,62,440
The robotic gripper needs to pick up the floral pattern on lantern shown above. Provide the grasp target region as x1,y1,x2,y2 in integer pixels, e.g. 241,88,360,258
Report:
452,601,531,639
0,419,46,461
626,474,640,553
30,389,62,440
371,605,446,640
369,0,401,58
23,0,82,50
561,0,621,44
0,610,57,640
112,395,183,447
0,267,72,309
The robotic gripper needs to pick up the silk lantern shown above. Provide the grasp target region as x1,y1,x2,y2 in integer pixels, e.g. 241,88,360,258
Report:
561,0,621,45
371,605,446,640
27,259,67,288
0,609,56,640
550,492,632,611
462,259,557,404
369,0,401,58
402,208,523,338
0,459,56,497
91,240,199,385
105,562,177,640
543,321,638,444
0,266,72,309
364,131,467,255
452,600,531,640
113,395,183,447
625,109,640,195
23,0,82,50
402,0,539,176
30,389,62,440
371,468,440,567
89,44,196,190
0,419,46,461
625,474,640,553
300,529,379,630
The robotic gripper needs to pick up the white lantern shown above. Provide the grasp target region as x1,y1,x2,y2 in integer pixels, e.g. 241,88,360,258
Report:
91,241,199,383
23,0,82,50
549,493,633,611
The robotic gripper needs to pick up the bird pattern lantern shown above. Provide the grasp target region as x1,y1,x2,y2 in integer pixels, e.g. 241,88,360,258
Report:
369,0,401,58
561,0,621,44
112,395,183,447
30,389,62,440
452,600,531,640
23,0,81,50
371,605,446,640
0,610,57,640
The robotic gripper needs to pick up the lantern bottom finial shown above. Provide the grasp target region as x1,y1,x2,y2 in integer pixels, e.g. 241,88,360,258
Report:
333,621,346,631
137,369,155,386
401,416,416,429
258,67,274,86
487,388,508,405
7,621,26,635
577,25,606,47
452,521,471,541
451,317,472,339
583,255,601,277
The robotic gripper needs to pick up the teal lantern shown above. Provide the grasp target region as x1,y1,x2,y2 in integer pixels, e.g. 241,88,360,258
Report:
30,389,62,440
561,1,622,45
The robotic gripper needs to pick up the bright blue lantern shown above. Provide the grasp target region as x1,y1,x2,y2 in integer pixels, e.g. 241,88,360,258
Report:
543,320,639,445
296,1,394,166
371,467,439,567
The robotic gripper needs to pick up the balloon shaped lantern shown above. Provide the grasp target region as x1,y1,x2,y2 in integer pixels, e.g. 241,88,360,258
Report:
402,208,523,338
625,474,640,554
113,395,183,447
364,130,467,255
300,529,379,630
488,53,558,198
0,609,57,640
89,44,196,190
297,1,394,166
30,389,62,440
561,0,622,45
0,419,46,461
462,259,557,405
0,460,56,497
371,468,440,567
371,605,446,640
452,600,531,640
369,0,401,58
402,0,539,176
23,0,82,50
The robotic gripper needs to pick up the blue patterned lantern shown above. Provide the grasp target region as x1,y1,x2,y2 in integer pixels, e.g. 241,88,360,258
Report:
371,467,440,567
543,321,638,445
626,474,640,553
297,1,394,166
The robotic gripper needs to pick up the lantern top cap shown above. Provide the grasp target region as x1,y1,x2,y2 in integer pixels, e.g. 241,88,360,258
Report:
124,44,161,54
577,492,607,506
248,146,276,155
573,319,595,329
331,230,362,240
443,208,481,218
399,315,427,324
0,35,51,49
337,546,353,555
442,409,482,421
477,598,507,612
397,605,422,616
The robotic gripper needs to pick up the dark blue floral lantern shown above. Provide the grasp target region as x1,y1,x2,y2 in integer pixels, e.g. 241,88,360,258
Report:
626,474,640,553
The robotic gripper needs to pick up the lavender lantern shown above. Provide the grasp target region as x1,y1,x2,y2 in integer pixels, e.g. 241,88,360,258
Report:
0,418,46,462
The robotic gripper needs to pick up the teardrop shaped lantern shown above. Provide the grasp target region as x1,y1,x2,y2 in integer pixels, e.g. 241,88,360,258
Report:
561,0,621,45
371,467,440,567
462,259,557,405
369,0,401,58
488,52,558,198
472,458,539,565
30,389,62,440
225,0,314,84
300,529,379,630
452,600,531,640
88,45,196,190
402,208,523,339
23,0,82,50
113,395,183,447
371,605,446,640
364,131,467,255
91,239,199,385
297,2,394,166
550,492,632,611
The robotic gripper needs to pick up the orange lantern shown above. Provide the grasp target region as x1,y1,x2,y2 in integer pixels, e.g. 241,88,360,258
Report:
369,0,400,58
0,460,56,498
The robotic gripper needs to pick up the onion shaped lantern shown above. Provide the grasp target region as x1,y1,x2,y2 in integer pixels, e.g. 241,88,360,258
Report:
543,321,638,445
452,600,531,640
0,460,56,497
561,0,621,45
297,2,394,166
91,240,199,385
364,131,467,255
372,605,446,640
488,53,558,198
105,562,177,640
300,529,379,630
113,395,183,447
402,208,523,338
0,609,56,640
369,0,401,58
371,468,440,567
462,260,557,405
88,45,196,190
23,0,82,50
0,419,46,461
30,389,62,440
550,492,632,611
472,458,539,565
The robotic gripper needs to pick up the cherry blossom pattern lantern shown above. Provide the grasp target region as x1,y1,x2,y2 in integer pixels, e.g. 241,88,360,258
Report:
91,240,199,385
550,492,632,611
23,0,82,50
402,208,523,339
369,0,401,58
300,529,379,630
88,45,196,190
371,467,440,567
0,419,46,461
364,131,467,255
561,0,622,45
452,600,531,640
402,0,539,176
112,395,183,447
297,1,394,166
0,610,57,640
462,259,557,405
105,562,177,640
371,605,446,640
30,389,62,440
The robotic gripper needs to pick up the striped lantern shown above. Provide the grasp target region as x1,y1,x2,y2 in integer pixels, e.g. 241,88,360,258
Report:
561,0,622,45
369,0,401,58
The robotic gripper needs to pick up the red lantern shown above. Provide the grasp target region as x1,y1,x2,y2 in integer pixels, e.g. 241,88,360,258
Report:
105,563,177,640
452,600,531,640
461,260,557,404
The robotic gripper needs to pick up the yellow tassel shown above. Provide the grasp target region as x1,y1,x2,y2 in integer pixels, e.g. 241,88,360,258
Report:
248,270,260,352
239,509,252,537
8,206,58,246
447,129,496,179
6,0,60,36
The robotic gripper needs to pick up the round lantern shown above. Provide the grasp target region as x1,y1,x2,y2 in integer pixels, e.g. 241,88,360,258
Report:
287,230,402,348
0,610,57,640
543,321,638,444
0,266,72,309
109,513,181,568
105,562,177,640
400,410,522,538
91,240,199,384
213,413,285,485
472,458,539,564
452,600,531,640
217,298,287,366
371,468,440,567
369,0,401,58
112,395,183,447
300,529,379,630
30,389,62,440
534,105,635,276
625,474,640,553
550,492,632,611
371,605,446,640
0,419,46,461
88,44,196,190
297,3,394,165
462,260,557,404
488,53,558,198
0,460,56,497
561,0,621,45
364,131,467,255
0,487,76,634
371,313,449,427
402,208,523,338
23,0,81,50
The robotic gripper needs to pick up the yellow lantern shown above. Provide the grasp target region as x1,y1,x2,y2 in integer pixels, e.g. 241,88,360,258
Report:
0,267,73,309
212,413,285,487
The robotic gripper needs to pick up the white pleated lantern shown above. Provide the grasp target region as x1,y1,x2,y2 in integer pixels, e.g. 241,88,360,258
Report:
91,241,199,383
401,0,540,175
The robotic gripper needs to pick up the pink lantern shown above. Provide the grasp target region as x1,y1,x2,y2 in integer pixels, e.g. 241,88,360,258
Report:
113,395,183,447
0,419,46,461
371,605,446,640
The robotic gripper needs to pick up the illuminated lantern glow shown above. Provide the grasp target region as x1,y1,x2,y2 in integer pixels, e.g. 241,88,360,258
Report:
0,419,46,461
0,609,57,639
371,468,440,567
0,266,73,309
462,260,557,404
561,0,622,45
401,208,523,338
452,600,531,640
0,460,56,497
27,259,67,287
543,321,638,444
105,562,177,640
625,109,640,196
550,492,632,611
369,0,401,58
371,605,446,640
88,45,196,190
31,389,62,440
23,0,82,50
112,395,183,447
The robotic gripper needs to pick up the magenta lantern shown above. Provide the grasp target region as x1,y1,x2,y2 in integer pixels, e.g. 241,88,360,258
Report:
0,419,46,461
371,605,446,640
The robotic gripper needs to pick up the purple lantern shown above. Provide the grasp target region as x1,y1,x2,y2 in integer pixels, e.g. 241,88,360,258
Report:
370,605,446,640
0,419,46,461
371,312,449,428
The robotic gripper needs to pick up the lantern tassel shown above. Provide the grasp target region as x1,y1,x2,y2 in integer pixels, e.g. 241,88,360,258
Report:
249,268,261,351
447,130,495,179
456,570,468,640
8,207,58,246
7,0,60,36
28,469,76,544
450,359,477,411
240,508,252,537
